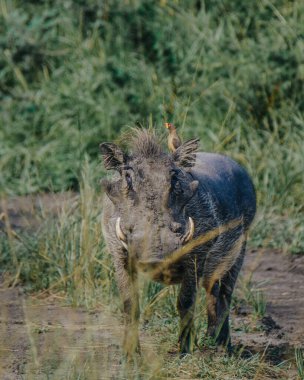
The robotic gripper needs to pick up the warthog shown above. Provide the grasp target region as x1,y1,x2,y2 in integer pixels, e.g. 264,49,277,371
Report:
100,129,256,356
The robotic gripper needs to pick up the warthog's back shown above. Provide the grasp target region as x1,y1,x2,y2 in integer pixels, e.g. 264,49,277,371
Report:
191,152,256,229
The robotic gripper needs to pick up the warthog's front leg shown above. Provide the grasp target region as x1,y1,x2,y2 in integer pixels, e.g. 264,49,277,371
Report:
122,281,140,358
177,264,198,355
204,238,246,352
113,257,140,359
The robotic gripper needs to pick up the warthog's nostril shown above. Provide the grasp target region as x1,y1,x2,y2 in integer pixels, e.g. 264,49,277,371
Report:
171,222,182,233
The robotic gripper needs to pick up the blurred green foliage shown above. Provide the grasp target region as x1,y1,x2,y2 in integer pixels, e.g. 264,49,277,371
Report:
0,0,303,251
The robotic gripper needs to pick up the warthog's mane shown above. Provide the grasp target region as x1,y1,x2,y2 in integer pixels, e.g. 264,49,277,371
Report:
128,128,164,158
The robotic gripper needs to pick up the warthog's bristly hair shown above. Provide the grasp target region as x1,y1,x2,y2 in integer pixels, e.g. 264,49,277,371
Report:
172,138,200,167
129,128,164,158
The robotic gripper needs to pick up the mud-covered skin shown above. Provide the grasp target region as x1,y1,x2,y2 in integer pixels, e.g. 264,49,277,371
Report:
100,130,256,357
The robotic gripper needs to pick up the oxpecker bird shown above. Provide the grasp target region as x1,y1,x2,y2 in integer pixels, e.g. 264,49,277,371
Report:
165,123,182,152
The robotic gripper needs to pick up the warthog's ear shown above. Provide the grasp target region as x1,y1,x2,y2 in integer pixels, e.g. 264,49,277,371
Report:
99,142,126,171
172,138,199,168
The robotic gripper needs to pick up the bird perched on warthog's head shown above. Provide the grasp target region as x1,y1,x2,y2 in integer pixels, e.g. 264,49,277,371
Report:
100,128,256,358
165,122,182,152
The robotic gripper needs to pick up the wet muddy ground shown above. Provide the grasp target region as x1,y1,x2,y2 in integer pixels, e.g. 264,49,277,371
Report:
0,287,140,379
234,249,304,362
0,194,303,378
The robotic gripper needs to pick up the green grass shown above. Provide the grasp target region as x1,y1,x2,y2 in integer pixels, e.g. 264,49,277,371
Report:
1,164,299,379
0,170,292,379
296,348,304,380
239,277,267,318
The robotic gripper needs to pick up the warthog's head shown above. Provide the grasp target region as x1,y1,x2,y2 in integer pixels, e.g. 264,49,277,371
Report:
100,130,199,275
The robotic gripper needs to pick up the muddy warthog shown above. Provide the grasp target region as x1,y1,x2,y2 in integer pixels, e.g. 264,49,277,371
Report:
100,129,256,356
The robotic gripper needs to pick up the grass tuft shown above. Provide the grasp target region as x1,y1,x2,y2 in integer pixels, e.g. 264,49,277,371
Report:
296,348,304,380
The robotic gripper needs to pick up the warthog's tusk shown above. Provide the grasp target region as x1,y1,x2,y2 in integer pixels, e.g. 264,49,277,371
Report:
182,217,195,243
115,217,128,250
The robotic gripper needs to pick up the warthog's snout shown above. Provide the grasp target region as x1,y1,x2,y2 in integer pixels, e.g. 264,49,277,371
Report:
115,216,195,253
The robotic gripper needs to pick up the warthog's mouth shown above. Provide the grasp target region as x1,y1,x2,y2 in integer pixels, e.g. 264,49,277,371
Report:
138,259,184,285
137,217,243,282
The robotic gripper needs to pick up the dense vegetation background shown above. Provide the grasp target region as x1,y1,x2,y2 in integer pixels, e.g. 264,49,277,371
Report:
0,2,304,378
1,0,303,254
1,0,303,247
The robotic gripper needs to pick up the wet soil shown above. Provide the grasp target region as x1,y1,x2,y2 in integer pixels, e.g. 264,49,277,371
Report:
0,287,133,379
0,192,77,232
0,194,303,378
233,249,304,364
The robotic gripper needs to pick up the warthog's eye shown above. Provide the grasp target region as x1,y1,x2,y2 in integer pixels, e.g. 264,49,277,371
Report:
171,173,183,195
125,172,133,190
174,181,183,195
